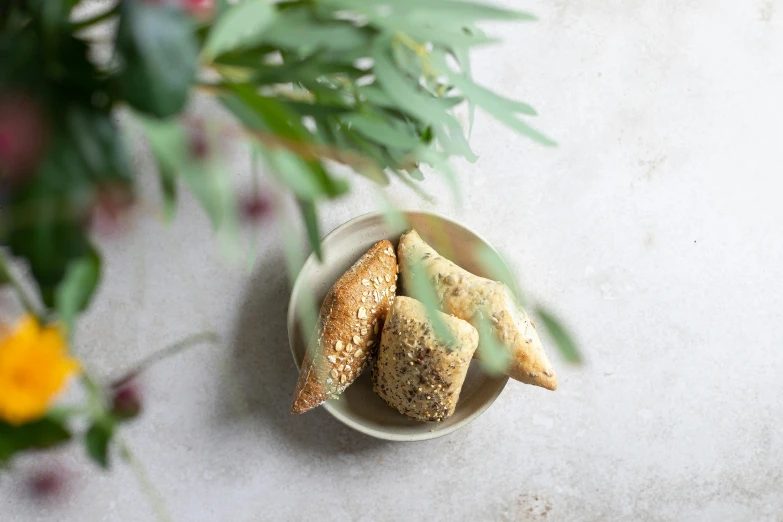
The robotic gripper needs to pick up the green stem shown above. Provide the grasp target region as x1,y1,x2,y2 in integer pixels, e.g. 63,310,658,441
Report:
0,251,40,317
110,332,220,386
117,435,173,522
71,3,120,31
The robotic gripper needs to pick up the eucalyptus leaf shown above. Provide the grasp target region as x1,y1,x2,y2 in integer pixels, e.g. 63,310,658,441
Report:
405,257,454,345
298,199,322,261
202,0,276,60
261,7,370,52
139,116,239,234
475,244,522,302
323,0,534,26
407,168,425,181
535,307,582,364
371,37,452,126
221,83,349,198
343,113,419,149
439,61,556,146
474,313,511,375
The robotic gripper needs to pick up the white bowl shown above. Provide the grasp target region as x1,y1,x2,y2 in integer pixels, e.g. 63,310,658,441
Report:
287,211,508,441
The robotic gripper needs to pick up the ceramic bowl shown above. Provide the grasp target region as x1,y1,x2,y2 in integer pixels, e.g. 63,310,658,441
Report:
287,211,508,441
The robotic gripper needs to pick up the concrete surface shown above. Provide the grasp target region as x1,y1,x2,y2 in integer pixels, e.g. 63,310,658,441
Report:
2,0,782,520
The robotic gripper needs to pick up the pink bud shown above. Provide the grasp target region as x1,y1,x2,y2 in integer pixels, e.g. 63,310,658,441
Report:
186,121,210,159
0,92,48,182
112,382,142,420
240,192,273,223
182,0,214,19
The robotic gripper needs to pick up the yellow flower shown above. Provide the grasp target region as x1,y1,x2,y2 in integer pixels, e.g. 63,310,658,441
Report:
0,315,80,425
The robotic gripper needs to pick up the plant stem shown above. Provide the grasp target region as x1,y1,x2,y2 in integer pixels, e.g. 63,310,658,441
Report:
0,251,40,317
110,332,220,387
117,435,173,522
71,3,120,31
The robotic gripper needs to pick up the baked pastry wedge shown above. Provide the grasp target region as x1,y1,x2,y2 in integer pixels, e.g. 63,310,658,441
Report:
373,296,478,422
291,240,398,414
397,230,557,390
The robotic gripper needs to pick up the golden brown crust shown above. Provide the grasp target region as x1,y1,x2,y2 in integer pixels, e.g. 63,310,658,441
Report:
397,230,557,390
374,296,478,422
292,240,398,414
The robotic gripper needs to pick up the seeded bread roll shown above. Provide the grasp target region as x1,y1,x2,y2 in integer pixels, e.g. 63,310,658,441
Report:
398,229,557,390
374,296,478,422
292,240,398,414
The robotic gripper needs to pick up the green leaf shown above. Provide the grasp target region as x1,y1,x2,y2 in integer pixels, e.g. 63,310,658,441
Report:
298,199,322,261
65,107,134,185
371,37,452,127
434,117,478,162
474,314,511,375
140,116,227,230
202,0,276,60
85,422,113,469
220,84,349,198
343,113,419,149
358,86,398,109
0,417,71,465
261,7,369,53
117,1,198,118
408,168,424,181
535,308,582,364
475,245,522,302
450,45,475,136
436,55,556,146
405,257,454,345
157,158,178,222
6,108,132,307
55,246,101,338
323,0,534,30
0,258,10,285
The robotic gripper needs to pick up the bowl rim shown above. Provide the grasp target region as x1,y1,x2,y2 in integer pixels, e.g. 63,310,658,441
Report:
286,209,509,441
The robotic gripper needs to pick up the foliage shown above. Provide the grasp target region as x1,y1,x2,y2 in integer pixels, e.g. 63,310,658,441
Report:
0,0,579,472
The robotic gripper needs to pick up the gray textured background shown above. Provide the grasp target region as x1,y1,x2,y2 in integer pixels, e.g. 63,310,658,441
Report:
2,0,782,520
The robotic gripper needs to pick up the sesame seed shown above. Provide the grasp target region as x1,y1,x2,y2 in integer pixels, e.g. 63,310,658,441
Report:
327,355,336,363
353,335,361,345
362,279,370,286
335,340,343,351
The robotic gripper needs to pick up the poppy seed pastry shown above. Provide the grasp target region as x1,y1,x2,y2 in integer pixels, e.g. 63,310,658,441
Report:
373,296,478,422
397,229,557,390
292,240,398,414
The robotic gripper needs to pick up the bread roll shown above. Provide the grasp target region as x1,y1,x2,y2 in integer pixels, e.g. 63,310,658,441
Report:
397,229,557,390
374,296,478,422
292,240,398,414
